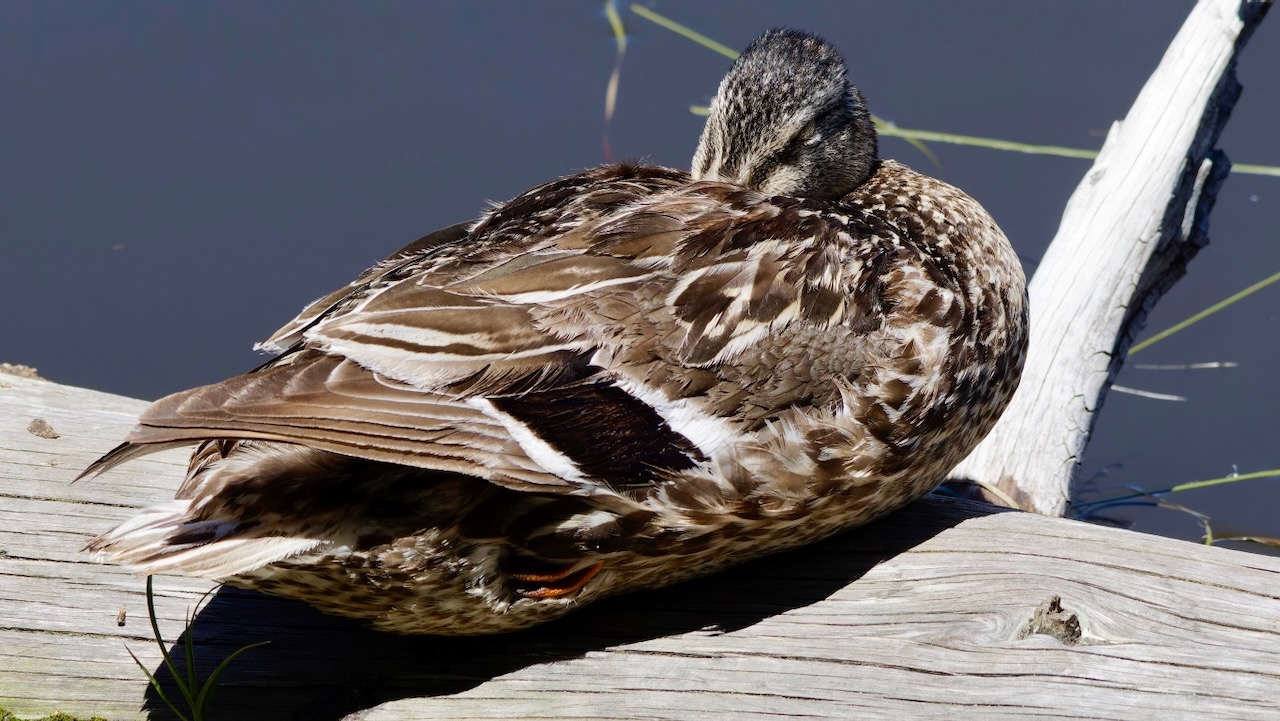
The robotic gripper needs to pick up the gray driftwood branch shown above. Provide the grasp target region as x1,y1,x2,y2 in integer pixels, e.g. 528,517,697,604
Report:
1,0,1275,719
949,0,1272,515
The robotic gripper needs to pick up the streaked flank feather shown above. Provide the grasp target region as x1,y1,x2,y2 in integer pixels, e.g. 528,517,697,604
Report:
83,29,1028,634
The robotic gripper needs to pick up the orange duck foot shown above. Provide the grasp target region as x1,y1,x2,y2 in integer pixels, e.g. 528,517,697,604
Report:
507,561,605,599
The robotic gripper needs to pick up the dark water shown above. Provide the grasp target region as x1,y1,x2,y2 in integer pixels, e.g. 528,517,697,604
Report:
3,1,1277,547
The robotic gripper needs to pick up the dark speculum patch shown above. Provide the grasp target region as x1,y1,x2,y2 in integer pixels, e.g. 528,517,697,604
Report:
490,382,705,490
166,527,218,546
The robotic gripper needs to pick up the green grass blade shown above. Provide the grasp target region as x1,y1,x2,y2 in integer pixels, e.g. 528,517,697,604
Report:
1233,162,1280,177
183,582,223,720
604,0,627,124
629,4,738,60
883,124,942,170
125,642,191,721
1076,469,1280,512
1214,535,1280,548
873,126,1280,176
605,1,626,53
194,641,271,713
874,123,1098,159
183,604,198,713
1129,270,1280,354
145,576,199,713
1170,469,1280,493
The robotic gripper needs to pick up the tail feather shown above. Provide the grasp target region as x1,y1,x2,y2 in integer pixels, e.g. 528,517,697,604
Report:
85,500,321,578
75,441,192,482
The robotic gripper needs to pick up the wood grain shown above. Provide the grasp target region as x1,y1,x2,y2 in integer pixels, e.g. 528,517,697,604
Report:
3,371,1279,720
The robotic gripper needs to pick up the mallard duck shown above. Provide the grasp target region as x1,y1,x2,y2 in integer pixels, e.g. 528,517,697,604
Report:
84,29,1028,635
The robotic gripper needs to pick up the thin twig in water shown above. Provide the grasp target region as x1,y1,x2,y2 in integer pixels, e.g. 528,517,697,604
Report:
1132,361,1239,370
1110,385,1187,401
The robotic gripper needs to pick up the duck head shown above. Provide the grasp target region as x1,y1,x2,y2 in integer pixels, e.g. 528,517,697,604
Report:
691,28,878,201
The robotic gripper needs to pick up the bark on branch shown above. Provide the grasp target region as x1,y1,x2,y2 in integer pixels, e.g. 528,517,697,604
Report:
949,0,1272,515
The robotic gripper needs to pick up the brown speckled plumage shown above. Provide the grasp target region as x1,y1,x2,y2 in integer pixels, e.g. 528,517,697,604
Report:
83,29,1027,634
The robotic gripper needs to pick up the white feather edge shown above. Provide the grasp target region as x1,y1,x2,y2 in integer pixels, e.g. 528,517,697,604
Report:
89,500,323,579
603,369,741,462
467,398,589,484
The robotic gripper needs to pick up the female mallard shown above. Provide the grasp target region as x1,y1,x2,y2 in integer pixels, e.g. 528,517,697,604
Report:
85,29,1027,634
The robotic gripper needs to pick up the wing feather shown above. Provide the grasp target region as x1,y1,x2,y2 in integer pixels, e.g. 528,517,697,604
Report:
100,166,892,503
257,220,474,354
123,352,580,492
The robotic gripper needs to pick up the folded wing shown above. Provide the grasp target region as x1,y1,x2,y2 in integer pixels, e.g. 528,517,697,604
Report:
91,166,880,502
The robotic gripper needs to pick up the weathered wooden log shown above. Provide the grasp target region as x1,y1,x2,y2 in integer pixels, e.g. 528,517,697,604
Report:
948,0,1272,515
4,371,1280,720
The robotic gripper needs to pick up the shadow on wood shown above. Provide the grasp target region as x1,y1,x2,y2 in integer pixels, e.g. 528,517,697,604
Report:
142,499,991,720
